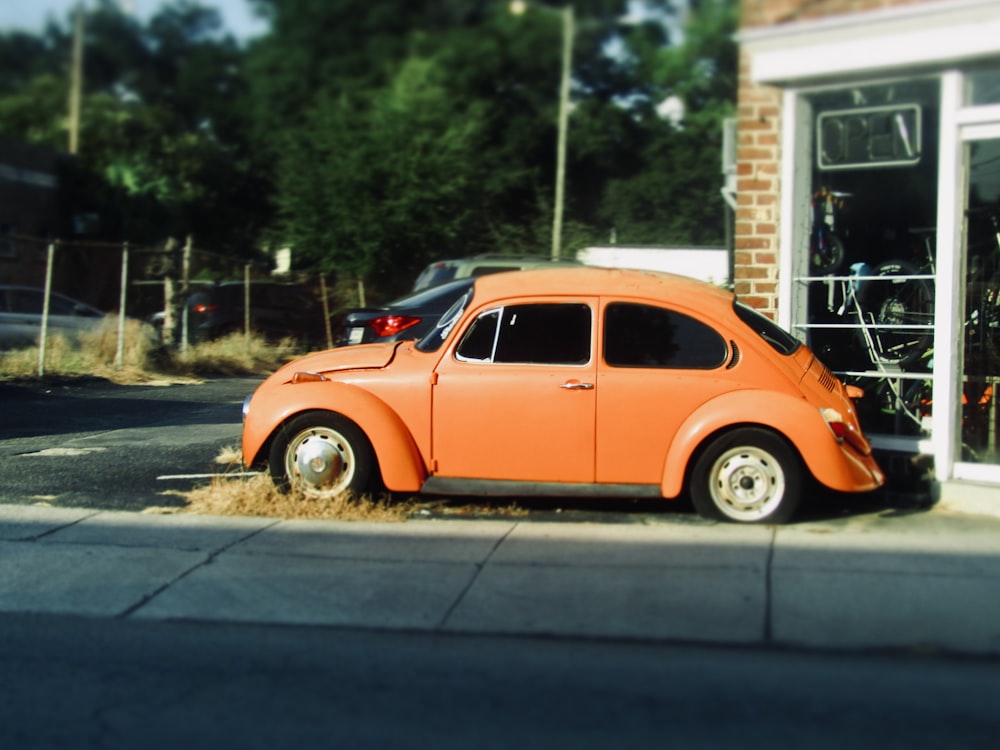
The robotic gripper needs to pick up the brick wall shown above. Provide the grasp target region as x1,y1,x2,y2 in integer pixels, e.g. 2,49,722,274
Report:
741,0,926,28
735,0,930,317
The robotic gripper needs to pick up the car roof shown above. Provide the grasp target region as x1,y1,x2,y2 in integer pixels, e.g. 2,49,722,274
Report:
470,266,734,314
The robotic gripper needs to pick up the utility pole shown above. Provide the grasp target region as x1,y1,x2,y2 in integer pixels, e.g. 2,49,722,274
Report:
510,2,574,260
551,4,574,260
68,2,84,155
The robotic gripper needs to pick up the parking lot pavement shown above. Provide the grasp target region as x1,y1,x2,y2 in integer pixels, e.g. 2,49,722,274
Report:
1,502,999,655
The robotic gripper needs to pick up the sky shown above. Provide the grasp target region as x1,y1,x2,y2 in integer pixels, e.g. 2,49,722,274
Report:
0,0,270,40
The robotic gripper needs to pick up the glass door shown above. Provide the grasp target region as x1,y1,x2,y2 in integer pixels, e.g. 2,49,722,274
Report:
957,135,1000,467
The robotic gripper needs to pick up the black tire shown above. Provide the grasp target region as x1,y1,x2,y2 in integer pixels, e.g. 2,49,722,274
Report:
856,260,934,369
689,428,802,524
268,411,376,499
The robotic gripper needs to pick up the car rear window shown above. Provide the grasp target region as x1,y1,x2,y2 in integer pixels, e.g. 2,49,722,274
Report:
470,266,520,277
733,301,801,356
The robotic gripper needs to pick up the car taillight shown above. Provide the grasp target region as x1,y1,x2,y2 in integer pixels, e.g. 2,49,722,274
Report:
192,303,218,314
370,315,421,338
821,407,870,454
821,408,849,441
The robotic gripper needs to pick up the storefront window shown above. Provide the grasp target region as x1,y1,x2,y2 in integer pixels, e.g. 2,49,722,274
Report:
795,79,940,442
967,68,1000,106
960,137,1000,463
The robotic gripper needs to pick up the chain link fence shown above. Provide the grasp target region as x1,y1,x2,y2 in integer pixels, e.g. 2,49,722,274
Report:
1,233,346,375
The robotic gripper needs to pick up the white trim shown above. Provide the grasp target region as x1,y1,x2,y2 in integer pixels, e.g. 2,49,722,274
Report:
932,71,964,483
776,88,799,333
956,105,1000,126
961,122,1000,141
743,0,1000,85
869,434,933,454
952,462,1000,483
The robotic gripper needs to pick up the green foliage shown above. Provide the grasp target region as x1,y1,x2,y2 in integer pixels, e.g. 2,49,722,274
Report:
0,0,738,294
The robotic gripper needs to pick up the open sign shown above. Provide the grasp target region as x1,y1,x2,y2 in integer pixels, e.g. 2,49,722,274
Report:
817,104,921,170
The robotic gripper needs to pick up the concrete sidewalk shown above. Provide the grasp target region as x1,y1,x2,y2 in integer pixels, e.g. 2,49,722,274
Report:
2,502,1000,655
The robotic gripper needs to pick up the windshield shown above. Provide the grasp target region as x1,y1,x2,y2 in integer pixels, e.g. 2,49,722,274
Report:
415,286,474,352
733,301,801,356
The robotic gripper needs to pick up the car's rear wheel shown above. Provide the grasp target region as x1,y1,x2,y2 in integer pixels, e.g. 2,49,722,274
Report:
268,412,376,499
690,428,802,524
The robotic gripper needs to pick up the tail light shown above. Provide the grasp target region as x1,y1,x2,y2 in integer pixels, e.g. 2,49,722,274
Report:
192,303,219,314
824,412,847,442
821,407,871,454
370,315,421,338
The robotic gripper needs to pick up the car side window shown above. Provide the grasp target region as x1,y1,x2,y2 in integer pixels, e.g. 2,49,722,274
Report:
604,302,728,369
10,289,44,315
456,303,591,365
48,294,83,316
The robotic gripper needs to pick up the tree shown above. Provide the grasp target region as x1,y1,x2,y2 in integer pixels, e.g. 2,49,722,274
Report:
597,0,738,246
0,0,267,254
277,54,490,294
0,0,739,292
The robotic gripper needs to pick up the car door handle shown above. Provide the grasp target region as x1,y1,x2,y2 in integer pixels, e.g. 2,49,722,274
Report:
560,381,594,390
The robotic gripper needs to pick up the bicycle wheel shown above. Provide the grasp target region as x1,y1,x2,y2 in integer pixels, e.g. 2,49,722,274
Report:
809,231,845,274
873,377,931,435
856,260,934,369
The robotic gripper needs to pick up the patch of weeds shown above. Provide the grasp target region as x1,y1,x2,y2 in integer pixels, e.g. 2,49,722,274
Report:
163,333,300,376
0,323,301,383
179,474,412,522
174,445,412,522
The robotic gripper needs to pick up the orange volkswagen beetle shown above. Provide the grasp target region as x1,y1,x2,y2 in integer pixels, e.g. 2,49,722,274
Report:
242,267,884,524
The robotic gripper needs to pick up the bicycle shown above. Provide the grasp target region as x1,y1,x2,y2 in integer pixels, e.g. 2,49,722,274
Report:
816,254,935,370
809,187,850,274
843,205,1000,441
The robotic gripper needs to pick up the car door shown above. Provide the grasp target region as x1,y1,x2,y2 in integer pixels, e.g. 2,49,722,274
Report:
595,300,732,484
431,300,597,483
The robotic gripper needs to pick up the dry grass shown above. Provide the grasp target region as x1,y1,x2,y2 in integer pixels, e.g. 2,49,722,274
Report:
0,321,296,383
0,317,162,384
170,445,412,522
164,332,300,376
179,474,412,522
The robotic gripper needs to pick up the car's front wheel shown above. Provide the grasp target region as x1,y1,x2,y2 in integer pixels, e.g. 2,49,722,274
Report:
690,428,802,524
268,412,377,499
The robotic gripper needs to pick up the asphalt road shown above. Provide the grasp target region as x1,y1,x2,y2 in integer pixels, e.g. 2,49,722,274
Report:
2,612,997,750
0,376,262,511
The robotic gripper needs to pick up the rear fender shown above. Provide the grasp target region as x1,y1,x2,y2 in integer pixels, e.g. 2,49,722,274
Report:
242,380,425,491
660,390,865,497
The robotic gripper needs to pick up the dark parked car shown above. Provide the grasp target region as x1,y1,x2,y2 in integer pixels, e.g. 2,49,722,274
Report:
0,285,106,351
333,278,475,346
182,281,327,345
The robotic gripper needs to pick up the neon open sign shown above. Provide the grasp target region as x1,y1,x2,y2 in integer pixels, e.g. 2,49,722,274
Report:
817,104,921,170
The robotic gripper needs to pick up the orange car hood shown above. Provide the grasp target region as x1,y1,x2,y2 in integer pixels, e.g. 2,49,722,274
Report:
271,342,403,381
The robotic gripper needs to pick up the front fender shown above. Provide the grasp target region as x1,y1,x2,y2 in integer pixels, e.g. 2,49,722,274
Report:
242,379,425,491
660,390,877,497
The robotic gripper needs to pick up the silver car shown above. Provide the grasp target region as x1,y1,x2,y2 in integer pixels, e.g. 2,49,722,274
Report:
0,285,106,350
